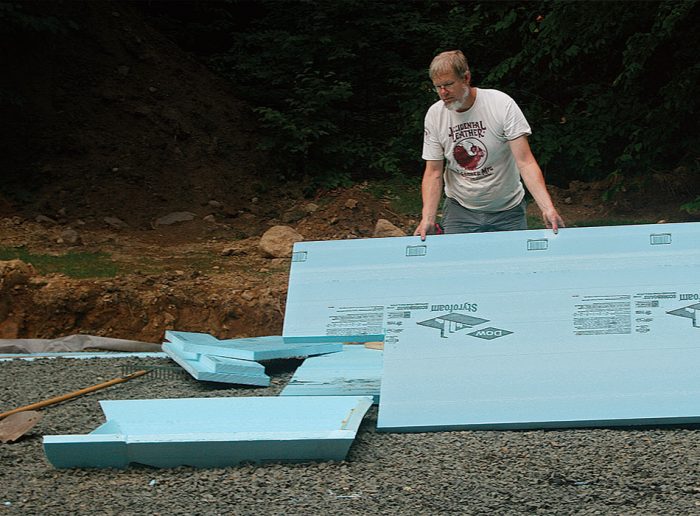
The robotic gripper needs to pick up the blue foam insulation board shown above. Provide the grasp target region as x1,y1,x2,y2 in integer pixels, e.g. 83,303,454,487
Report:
280,344,383,403
162,340,270,386
165,330,342,361
282,222,700,430
43,396,374,469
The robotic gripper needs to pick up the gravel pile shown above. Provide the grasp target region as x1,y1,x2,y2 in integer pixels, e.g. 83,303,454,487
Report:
1,356,699,515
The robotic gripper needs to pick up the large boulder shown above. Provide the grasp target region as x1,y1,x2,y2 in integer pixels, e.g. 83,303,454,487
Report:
373,219,406,238
259,226,304,258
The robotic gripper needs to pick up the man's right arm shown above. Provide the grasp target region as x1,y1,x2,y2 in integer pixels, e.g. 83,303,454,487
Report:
414,160,444,241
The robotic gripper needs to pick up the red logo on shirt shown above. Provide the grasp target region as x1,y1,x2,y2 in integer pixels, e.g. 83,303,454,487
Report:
453,138,487,171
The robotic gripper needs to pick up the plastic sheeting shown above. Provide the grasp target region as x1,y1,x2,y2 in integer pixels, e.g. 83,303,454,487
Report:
0,334,161,354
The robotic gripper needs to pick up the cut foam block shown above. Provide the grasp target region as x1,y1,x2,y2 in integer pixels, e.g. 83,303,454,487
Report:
43,396,374,468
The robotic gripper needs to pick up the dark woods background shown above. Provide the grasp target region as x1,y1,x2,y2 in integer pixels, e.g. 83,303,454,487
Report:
2,0,699,210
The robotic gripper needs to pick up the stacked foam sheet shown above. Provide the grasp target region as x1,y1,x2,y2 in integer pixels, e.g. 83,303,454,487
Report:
283,222,700,430
43,396,373,468
280,344,383,403
162,330,343,386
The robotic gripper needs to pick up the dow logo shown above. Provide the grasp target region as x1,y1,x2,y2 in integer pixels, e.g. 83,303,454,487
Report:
468,327,513,340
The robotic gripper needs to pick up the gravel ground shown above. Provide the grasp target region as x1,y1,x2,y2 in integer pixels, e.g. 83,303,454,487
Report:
1,356,699,515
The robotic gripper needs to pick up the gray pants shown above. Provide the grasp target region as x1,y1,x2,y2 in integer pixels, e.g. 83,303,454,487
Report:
441,197,527,234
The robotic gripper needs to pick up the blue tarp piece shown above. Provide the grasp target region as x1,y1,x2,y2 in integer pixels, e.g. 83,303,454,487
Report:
43,396,374,469
282,222,700,430
165,330,342,361
280,344,383,403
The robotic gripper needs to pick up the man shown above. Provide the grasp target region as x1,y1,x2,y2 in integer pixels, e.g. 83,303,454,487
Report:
414,50,564,240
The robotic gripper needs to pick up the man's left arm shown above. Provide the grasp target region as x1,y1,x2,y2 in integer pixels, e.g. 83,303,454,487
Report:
509,135,565,233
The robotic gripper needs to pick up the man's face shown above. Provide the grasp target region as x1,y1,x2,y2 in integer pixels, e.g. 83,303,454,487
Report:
432,72,470,111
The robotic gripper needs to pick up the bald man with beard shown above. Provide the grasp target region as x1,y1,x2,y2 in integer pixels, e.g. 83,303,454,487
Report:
415,50,565,240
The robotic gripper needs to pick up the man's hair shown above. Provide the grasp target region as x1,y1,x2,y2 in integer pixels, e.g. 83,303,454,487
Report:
429,50,470,80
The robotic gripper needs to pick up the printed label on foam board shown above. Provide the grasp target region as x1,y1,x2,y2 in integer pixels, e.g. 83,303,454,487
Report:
320,286,699,348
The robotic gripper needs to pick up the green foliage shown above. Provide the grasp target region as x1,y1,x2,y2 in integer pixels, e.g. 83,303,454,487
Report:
367,174,423,216
0,1,78,34
142,0,699,206
569,218,657,228
207,0,444,180
681,197,700,215
0,247,118,278
480,0,700,185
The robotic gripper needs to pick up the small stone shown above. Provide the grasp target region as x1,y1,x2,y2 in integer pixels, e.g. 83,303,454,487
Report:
154,212,196,226
35,215,57,224
344,198,358,209
104,217,128,229
59,228,81,245
303,202,319,213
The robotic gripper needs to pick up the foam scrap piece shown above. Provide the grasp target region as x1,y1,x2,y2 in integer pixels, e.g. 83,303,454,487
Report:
43,396,374,469
165,330,342,361
162,341,269,386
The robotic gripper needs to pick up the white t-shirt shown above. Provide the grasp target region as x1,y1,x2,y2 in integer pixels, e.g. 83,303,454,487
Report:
422,88,531,212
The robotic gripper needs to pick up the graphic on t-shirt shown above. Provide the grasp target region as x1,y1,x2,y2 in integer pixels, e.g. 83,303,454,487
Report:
453,138,487,171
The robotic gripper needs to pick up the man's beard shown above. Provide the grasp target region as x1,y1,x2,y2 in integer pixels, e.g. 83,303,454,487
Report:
445,86,471,112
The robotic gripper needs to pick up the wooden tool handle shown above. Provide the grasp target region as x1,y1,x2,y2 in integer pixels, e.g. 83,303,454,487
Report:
0,370,149,419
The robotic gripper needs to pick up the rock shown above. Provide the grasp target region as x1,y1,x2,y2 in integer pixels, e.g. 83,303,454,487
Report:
208,200,222,209
154,211,197,226
303,202,319,213
373,219,406,238
35,215,57,224
0,260,36,289
344,198,358,209
203,214,216,223
281,209,305,224
222,245,247,256
259,225,303,258
59,228,82,245
104,217,129,229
